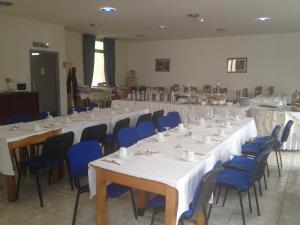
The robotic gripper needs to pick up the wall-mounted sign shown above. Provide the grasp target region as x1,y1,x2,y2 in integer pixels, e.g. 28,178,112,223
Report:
155,58,170,72
33,41,49,48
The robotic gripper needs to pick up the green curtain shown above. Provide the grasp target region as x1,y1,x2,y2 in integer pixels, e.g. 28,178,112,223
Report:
82,34,96,86
103,38,116,87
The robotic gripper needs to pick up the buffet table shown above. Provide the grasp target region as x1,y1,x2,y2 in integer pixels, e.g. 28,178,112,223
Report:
250,107,300,150
89,118,257,225
0,108,148,201
112,100,250,122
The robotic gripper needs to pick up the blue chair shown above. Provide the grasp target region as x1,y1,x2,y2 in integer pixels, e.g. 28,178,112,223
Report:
16,132,75,207
216,151,271,225
68,106,87,114
38,111,58,120
103,118,130,155
68,141,138,225
86,102,98,110
117,127,140,148
9,114,33,124
137,121,156,139
136,113,152,126
166,111,181,128
252,125,281,145
147,164,222,225
157,116,170,132
152,110,164,129
222,139,273,197
274,120,294,171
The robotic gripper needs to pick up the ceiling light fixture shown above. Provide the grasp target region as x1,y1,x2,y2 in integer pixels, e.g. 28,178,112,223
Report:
196,17,205,23
31,53,40,56
101,7,116,13
188,13,200,18
0,1,13,6
136,34,144,38
256,17,270,22
159,25,168,29
217,28,227,32
90,23,99,27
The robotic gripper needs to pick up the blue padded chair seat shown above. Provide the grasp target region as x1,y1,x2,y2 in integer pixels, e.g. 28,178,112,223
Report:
223,156,256,172
148,195,165,209
21,156,61,169
241,143,260,156
107,183,129,198
254,136,272,145
147,195,195,219
217,169,252,192
104,135,113,144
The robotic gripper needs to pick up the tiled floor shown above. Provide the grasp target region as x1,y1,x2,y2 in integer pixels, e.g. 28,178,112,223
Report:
0,151,300,225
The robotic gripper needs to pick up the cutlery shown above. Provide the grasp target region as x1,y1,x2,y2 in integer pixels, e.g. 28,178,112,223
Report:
211,138,222,142
101,159,121,165
195,152,206,156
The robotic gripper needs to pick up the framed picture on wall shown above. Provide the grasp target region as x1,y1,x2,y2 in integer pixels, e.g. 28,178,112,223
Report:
227,58,247,73
155,58,170,72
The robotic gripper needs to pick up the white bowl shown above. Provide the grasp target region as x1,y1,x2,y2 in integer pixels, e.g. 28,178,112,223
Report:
211,100,218,105
218,100,226,105
200,101,207,105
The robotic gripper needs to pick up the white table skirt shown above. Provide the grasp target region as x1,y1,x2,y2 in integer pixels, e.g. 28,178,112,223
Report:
250,107,300,150
88,118,257,224
112,100,250,122
0,108,148,176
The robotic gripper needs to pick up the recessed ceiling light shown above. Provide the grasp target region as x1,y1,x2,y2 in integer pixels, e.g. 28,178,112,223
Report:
0,1,13,6
196,17,205,23
256,17,270,22
136,34,144,38
31,53,40,56
101,7,116,13
188,13,200,18
90,23,99,27
159,25,168,29
217,28,227,32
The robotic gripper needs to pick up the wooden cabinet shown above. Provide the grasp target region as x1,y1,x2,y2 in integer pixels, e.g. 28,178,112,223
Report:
0,92,39,124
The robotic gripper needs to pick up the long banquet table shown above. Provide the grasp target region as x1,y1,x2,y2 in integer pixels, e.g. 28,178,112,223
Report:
0,108,148,201
112,99,250,123
88,117,257,225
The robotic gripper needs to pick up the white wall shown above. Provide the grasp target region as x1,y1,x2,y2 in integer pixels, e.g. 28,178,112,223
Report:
65,31,84,86
126,33,300,95
0,14,67,113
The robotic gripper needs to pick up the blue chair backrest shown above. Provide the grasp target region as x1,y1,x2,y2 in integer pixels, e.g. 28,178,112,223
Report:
137,121,156,140
117,127,140,148
166,111,181,128
189,165,222,216
281,120,294,142
38,111,58,120
68,106,87,114
271,125,281,138
87,102,98,110
68,141,102,178
9,114,33,124
157,116,170,132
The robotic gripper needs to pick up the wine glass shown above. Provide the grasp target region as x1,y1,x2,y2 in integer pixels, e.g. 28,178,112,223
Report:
164,126,171,136
86,107,89,112
47,111,51,119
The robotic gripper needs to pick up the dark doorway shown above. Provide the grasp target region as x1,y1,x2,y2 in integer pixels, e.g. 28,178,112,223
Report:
30,50,60,114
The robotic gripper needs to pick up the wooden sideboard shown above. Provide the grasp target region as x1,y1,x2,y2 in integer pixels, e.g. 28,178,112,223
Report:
0,92,39,124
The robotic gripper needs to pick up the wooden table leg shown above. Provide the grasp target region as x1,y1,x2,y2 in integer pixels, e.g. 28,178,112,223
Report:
96,168,107,225
165,186,177,225
196,208,205,225
6,175,17,202
136,189,149,216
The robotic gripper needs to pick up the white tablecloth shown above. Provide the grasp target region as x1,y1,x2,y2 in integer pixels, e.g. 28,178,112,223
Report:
0,108,149,176
112,100,250,123
88,118,257,224
250,107,300,150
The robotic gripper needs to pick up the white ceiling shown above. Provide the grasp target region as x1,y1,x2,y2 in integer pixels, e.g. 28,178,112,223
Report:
1,0,300,40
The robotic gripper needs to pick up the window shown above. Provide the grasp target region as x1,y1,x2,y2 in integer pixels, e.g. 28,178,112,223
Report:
92,40,105,86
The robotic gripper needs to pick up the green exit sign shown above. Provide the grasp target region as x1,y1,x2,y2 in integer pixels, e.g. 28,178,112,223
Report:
33,41,49,48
